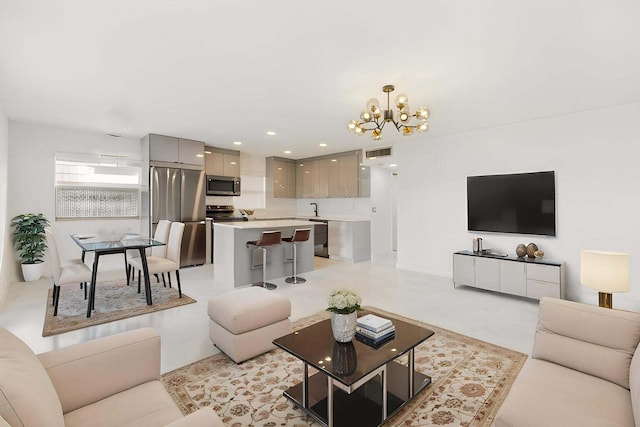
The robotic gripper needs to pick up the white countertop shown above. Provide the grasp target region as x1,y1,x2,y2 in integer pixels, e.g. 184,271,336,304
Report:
246,216,370,223
213,220,315,229
295,215,370,222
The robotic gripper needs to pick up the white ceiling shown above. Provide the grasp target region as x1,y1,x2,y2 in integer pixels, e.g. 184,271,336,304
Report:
1,0,640,161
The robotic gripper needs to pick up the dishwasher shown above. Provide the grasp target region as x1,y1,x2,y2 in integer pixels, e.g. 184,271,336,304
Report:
309,219,328,258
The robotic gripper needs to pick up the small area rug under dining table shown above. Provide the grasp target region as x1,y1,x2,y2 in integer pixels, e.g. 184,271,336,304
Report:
161,306,526,427
42,280,196,337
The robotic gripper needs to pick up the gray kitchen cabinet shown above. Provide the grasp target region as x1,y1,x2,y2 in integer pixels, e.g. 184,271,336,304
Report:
296,160,316,198
327,220,371,263
205,147,241,177
266,157,296,198
178,138,204,166
314,158,330,198
147,134,204,166
149,134,180,163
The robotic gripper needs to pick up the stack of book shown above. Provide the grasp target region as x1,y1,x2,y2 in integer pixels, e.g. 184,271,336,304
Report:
355,314,395,347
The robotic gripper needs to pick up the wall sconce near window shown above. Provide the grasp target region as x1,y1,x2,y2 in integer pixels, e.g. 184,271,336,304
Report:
580,250,630,309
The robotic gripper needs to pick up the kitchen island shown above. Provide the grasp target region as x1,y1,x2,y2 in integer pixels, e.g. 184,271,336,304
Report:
213,220,315,287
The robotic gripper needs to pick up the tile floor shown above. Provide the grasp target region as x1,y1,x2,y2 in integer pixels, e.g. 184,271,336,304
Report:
0,253,540,373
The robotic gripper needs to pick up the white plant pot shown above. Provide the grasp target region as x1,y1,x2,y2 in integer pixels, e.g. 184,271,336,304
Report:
330,312,357,342
21,262,43,282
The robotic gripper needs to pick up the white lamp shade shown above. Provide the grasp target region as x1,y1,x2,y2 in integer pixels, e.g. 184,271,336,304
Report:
580,250,630,293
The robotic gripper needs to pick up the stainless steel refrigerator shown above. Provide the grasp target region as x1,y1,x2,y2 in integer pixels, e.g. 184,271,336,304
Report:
150,166,207,267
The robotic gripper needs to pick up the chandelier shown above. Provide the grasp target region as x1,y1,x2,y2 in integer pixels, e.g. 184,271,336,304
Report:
347,84,430,141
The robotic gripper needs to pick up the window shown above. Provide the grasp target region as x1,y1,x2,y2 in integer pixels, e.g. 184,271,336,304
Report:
55,153,143,219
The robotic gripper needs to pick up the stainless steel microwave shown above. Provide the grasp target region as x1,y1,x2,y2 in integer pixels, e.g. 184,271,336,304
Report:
206,175,241,196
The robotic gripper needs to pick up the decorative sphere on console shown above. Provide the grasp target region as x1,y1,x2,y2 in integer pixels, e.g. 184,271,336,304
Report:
526,243,538,258
515,244,527,257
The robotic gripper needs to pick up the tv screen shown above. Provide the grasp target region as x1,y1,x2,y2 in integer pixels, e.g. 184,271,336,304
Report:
467,171,556,236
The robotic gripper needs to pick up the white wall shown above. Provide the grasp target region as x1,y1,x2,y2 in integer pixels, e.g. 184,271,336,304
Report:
7,122,142,281
396,102,640,311
0,105,9,303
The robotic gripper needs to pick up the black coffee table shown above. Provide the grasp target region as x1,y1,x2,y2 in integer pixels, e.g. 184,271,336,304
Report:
273,310,434,427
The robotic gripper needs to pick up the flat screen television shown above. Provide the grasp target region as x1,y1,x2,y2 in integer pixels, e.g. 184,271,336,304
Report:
467,171,556,236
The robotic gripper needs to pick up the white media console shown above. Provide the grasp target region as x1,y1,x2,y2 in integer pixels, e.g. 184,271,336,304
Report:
453,250,565,300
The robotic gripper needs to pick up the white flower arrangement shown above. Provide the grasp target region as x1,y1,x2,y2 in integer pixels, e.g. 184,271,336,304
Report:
326,289,362,314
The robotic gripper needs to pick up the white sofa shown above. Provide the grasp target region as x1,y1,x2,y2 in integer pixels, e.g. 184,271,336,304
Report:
0,327,223,427
494,297,640,427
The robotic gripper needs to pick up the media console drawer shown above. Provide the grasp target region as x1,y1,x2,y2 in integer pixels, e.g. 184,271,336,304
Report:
527,279,561,299
526,264,560,284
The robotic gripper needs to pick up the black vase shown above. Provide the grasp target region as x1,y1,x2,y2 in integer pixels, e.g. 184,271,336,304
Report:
332,342,357,376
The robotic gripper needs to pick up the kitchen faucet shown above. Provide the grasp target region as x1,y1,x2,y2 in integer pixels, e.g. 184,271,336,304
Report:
310,202,318,217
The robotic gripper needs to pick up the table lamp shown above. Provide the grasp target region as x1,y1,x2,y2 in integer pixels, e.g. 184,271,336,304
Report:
580,250,629,309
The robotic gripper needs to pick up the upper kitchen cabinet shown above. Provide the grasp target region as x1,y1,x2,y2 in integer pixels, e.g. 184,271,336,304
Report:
146,134,204,167
205,147,241,177
296,160,316,198
178,138,205,167
266,157,296,198
328,152,359,198
271,149,369,199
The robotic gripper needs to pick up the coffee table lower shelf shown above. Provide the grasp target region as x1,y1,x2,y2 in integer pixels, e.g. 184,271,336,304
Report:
283,360,431,427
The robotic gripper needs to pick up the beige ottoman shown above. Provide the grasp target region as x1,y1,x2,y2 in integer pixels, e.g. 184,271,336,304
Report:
208,287,292,363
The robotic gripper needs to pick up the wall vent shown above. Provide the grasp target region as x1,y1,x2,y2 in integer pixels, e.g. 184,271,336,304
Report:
365,147,392,159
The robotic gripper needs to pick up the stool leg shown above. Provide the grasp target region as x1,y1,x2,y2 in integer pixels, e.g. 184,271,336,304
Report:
252,246,276,290
285,242,306,284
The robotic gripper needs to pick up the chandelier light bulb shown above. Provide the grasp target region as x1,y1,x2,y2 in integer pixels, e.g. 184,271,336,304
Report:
347,120,358,132
416,107,431,122
399,111,410,123
354,126,364,136
395,93,409,109
366,98,380,113
360,111,372,122
416,122,430,133
402,127,413,136
372,129,382,140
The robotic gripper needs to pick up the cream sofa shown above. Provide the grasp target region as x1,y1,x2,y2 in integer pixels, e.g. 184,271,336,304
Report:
0,327,223,427
494,297,640,427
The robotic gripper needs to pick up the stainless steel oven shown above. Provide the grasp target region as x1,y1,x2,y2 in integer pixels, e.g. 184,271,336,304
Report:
206,175,241,196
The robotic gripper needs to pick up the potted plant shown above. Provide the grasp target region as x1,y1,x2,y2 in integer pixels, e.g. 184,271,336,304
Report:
327,289,361,342
11,213,50,281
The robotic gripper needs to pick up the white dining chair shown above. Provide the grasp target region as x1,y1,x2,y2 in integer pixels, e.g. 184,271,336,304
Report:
126,219,171,285
45,229,93,316
128,222,185,299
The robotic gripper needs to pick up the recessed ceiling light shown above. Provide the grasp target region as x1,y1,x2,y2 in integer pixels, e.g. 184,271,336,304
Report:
389,163,397,167
204,150,212,154
331,159,337,162
284,150,291,154
319,143,327,147
233,141,242,145
266,131,276,136
196,154,204,158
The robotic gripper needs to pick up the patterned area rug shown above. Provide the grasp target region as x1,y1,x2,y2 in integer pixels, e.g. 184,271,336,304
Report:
161,306,527,427
42,280,196,336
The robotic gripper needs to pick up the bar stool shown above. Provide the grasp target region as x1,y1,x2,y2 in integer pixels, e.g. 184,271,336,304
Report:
282,228,311,284
246,230,282,290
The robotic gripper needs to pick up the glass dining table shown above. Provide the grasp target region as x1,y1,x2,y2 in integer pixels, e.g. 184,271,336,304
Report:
70,234,165,317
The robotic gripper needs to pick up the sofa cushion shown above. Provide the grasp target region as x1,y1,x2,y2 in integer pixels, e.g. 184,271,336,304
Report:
208,286,291,334
0,327,65,427
629,344,640,424
63,380,183,427
494,358,634,427
532,297,640,388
